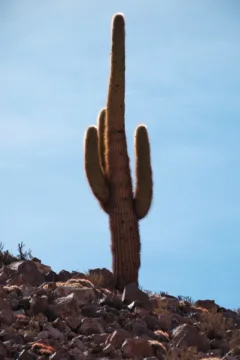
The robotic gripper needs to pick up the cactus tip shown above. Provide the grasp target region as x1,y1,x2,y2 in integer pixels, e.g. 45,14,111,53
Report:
112,13,125,28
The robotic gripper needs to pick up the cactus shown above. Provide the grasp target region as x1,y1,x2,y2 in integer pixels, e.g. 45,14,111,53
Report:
84,13,153,290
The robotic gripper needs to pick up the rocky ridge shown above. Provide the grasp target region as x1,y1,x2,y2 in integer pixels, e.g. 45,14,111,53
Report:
0,258,239,360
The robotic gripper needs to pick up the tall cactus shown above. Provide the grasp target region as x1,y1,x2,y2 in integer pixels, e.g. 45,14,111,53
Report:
84,13,153,290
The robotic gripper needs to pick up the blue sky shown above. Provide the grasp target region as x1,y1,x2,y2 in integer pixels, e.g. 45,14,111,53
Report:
0,0,240,309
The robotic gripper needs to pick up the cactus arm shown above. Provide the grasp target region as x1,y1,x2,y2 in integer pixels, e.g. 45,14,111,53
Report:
84,126,109,206
97,108,107,174
133,125,153,220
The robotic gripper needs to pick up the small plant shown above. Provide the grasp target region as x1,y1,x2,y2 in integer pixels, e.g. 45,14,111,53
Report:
0,242,17,266
0,242,33,266
17,241,33,260
177,295,195,305
199,308,234,340
159,291,169,297
139,287,155,296
153,298,172,316
229,329,240,354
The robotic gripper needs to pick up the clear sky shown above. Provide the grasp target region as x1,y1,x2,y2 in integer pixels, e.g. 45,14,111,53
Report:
0,0,239,310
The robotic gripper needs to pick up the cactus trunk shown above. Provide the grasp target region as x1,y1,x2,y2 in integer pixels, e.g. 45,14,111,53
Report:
105,14,140,289
84,13,153,290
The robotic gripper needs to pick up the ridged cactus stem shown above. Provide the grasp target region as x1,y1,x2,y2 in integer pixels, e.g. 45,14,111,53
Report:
84,13,153,290
106,14,141,289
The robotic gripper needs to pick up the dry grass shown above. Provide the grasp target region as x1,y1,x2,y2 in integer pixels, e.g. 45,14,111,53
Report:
229,329,240,352
153,297,173,316
199,308,234,339
55,278,94,289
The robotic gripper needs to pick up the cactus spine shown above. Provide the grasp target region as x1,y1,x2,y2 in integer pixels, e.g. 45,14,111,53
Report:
84,13,153,290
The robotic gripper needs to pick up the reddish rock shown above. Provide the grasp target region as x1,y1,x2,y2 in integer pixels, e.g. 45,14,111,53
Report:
51,293,80,319
172,323,210,352
7,261,45,286
87,268,116,289
122,283,152,310
195,299,219,311
0,308,14,325
80,317,106,335
106,329,132,348
57,270,71,282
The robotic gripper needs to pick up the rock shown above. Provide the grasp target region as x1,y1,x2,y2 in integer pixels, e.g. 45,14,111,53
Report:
45,271,59,282
33,261,51,275
0,298,12,310
195,299,219,311
53,286,96,304
0,271,8,284
157,296,179,313
142,314,167,331
154,330,169,343
121,338,154,358
99,293,125,310
87,268,116,289
49,351,71,360
172,323,210,352
90,333,109,346
18,296,31,310
52,317,65,331
51,293,81,319
0,340,8,358
66,315,82,331
29,294,48,316
70,337,85,351
0,308,14,324
0,330,25,344
0,258,236,359
7,261,45,286
18,349,37,359
57,270,72,282
43,324,64,340
80,317,106,335
81,304,100,317
156,314,173,331
222,355,238,360
122,283,152,310
106,329,132,348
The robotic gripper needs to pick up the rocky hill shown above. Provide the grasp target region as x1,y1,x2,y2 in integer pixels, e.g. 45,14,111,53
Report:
0,252,240,360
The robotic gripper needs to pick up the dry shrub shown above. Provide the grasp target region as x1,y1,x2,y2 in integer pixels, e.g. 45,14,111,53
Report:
229,329,240,354
199,308,234,339
153,297,172,316
0,241,32,266
55,278,94,289
177,295,195,305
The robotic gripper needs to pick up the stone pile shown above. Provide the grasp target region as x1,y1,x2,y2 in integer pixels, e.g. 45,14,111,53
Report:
0,258,239,360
